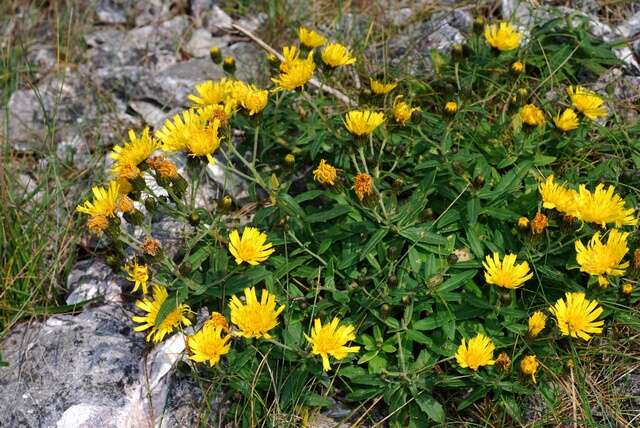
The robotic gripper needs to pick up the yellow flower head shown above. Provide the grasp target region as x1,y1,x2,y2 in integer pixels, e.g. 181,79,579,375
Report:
455,333,496,371
444,101,458,113
353,172,373,201
76,181,120,219
520,104,545,126
621,282,634,295
484,22,523,51
188,79,234,106
132,284,191,343
393,96,421,125
321,43,356,68
298,27,326,48
528,311,547,337
575,229,629,287
344,110,385,136
549,292,604,341
305,317,360,371
511,61,524,73
187,323,231,367
517,216,530,229
554,108,579,131
116,194,135,213
198,102,236,124
110,128,160,180
228,227,275,265
538,175,578,215
370,78,397,95
567,86,607,120
156,110,222,164
240,85,268,116
124,261,149,294
279,46,300,73
272,51,315,90
483,252,533,289
574,183,637,227
184,117,221,164
531,212,548,235
229,287,285,339
313,159,337,185
520,355,539,383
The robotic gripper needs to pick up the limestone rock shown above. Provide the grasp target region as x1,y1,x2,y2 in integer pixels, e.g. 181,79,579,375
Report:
66,259,126,305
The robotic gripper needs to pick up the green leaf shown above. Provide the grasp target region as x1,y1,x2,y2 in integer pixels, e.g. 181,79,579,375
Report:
277,193,306,219
414,393,445,423
306,205,352,223
436,270,478,293
304,393,332,407
360,228,389,260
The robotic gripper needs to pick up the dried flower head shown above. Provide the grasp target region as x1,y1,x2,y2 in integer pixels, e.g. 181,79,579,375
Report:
116,194,135,213
87,214,108,234
313,159,337,185
531,212,548,235
495,352,511,372
353,173,373,201
142,237,161,256
520,355,539,383
305,317,360,371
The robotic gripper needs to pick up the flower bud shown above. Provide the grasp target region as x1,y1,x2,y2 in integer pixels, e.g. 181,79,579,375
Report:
123,209,144,226
284,153,295,167
144,197,157,213
223,56,236,74
209,47,222,64
189,212,200,226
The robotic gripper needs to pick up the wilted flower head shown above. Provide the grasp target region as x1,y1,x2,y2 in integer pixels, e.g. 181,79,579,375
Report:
531,212,548,235
229,287,285,339
484,22,523,51
228,227,275,265
321,43,356,67
554,108,579,131
298,27,326,48
495,352,511,372
567,86,607,120
353,173,373,201
520,355,539,383
521,104,545,126
344,110,384,136
132,284,191,343
148,156,178,179
549,292,604,341
575,229,629,287
574,183,637,227
483,252,533,289
313,159,337,185
142,237,161,256
528,311,547,337
370,78,397,95
455,333,495,371
305,317,360,371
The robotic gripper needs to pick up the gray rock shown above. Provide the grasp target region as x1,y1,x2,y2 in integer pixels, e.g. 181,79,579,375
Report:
184,29,232,59
56,131,93,170
96,0,128,24
26,45,58,79
201,5,234,35
228,42,268,83
95,0,177,26
618,11,640,39
128,100,178,130
66,259,126,305
0,305,144,427
235,13,266,34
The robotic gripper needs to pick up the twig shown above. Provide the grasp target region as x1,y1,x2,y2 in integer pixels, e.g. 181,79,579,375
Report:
231,23,356,106
570,365,578,428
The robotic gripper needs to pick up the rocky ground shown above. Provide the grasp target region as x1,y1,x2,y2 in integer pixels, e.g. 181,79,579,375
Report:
2,0,640,426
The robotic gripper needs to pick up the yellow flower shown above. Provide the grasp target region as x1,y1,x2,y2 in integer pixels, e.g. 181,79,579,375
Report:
272,51,315,90
393,96,421,125
575,229,629,287
124,261,149,294
229,287,285,339
76,181,120,219
184,117,221,164
188,79,233,106
621,282,634,295
321,43,356,68
110,128,160,180
313,159,337,185
444,101,458,113
511,61,524,73
531,212,548,235
517,217,529,229
241,85,268,115
298,27,325,48
567,86,607,120
520,104,545,126
228,227,275,265
520,355,539,383
483,252,533,289
198,102,236,124
484,22,523,51
574,183,637,227
344,110,384,136
455,333,496,371
370,78,397,95
187,323,231,367
156,110,222,164
538,175,578,215
549,292,604,341
353,172,373,201
116,194,134,213
279,46,300,73
554,108,579,131
132,284,191,343
305,317,360,371
528,311,547,337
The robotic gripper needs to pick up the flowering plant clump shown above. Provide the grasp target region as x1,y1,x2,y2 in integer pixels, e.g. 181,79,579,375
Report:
76,15,640,426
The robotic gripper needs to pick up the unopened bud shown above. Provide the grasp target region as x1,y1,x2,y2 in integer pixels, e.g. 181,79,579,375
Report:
223,56,236,73
209,47,222,64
